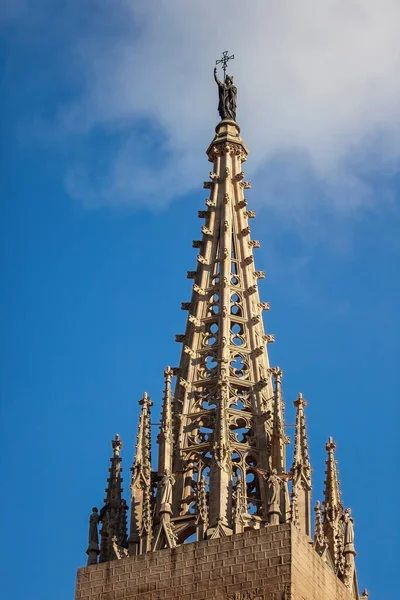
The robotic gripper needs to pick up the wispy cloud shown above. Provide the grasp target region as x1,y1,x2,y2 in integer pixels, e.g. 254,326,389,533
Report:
6,0,400,215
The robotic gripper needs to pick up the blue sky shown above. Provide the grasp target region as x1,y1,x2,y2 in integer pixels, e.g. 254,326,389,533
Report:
1,2,399,598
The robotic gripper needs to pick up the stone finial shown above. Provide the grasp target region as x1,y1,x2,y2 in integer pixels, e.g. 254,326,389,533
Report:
112,433,122,457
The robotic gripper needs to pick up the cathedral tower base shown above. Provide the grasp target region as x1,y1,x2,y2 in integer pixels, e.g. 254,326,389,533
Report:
76,524,360,600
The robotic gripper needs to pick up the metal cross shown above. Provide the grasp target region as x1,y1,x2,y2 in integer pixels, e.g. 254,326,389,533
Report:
216,50,235,78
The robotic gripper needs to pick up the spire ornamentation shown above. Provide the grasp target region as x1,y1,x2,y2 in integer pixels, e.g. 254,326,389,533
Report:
99,434,128,563
214,51,237,121
323,437,344,570
291,393,312,535
129,394,153,555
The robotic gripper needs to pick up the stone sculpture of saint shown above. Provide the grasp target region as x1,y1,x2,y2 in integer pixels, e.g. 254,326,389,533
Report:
342,508,355,546
88,507,99,545
267,469,281,506
214,67,237,121
160,468,175,508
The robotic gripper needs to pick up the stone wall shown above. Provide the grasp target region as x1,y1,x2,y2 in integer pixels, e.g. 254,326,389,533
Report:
291,527,357,600
76,525,291,600
75,524,357,600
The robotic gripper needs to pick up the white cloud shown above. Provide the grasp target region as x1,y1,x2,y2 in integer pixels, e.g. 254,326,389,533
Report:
40,1,400,211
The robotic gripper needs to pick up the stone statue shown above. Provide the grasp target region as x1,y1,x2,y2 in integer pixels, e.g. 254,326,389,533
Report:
214,67,237,121
267,469,281,506
342,508,355,546
160,468,175,507
88,507,99,545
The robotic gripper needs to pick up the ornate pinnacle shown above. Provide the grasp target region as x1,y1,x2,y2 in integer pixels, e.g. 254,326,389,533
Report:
271,367,286,473
129,393,153,554
132,393,153,486
323,436,344,568
323,437,342,518
292,393,311,485
99,435,128,562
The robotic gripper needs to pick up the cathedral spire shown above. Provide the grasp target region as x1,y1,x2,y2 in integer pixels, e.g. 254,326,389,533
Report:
160,60,281,544
128,393,153,555
323,436,343,568
291,393,312,535
99,434,128,562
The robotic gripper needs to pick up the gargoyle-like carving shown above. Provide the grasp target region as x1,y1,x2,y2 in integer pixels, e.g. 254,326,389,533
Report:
192,240,202,248
240,181,251,189
193,284,206,295
265,334,275,344
186,271,196,279
203,181,213,189
225,166,231,178
181,302,191,310
242,255,254,266
205,198,216,207
245,210,256,218
252,347,264,358
240,226,251,237
188,314,201,326
249,240,260,248
246,285,257,296
179,377,189,389
224,220,229,231
258,301,270,311
175,334,185,343
209,171,218,180
202,226,212,236
198,210,208,218
238,198,248,208
254,271,265,279
197,255,207,265
235,171,245,181
223,193,230,204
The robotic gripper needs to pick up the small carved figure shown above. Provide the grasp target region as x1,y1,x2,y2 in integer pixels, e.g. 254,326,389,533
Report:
267,469,281,505
342,508,355,546
88,507,99,545
160,468,175,507
214,67,237,121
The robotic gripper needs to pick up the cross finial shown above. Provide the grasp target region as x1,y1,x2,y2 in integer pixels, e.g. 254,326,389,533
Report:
216,50,235,79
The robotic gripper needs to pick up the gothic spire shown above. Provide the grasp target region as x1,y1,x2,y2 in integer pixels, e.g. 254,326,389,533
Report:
128,393,153,555
167,100,279,542
99,434,128,562
291,393,312,535
323,437,343,568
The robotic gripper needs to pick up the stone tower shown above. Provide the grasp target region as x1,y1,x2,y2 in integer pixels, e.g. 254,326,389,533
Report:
76,56,368,600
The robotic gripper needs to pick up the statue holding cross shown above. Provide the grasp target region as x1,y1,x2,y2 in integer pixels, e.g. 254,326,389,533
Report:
214,51,237,122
